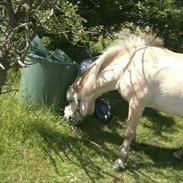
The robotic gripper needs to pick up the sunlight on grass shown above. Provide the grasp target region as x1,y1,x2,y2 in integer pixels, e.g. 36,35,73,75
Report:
0,92,182,182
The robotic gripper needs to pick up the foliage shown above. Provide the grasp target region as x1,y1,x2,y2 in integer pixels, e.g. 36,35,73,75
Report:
0,0,182,73
0,0,87,90
0,0,86,68
132,0,183,51
66,0,183,52
35,0,86,44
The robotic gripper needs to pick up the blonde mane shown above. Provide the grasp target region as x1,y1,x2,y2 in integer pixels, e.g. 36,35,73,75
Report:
75,33,164,89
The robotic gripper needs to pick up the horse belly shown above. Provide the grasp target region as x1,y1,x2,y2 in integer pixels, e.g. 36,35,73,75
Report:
149,73,183,116
150,95,183,116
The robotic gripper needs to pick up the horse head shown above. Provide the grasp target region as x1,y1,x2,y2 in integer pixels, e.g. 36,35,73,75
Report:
64,82,95,125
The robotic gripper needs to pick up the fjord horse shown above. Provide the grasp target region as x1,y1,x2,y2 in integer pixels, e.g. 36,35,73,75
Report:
64,33,183,171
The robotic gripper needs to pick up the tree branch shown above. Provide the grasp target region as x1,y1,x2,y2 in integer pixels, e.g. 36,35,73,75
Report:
4,0,16,30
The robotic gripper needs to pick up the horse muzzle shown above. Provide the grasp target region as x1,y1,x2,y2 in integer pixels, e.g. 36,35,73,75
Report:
64,114,80,127
68,116,78,124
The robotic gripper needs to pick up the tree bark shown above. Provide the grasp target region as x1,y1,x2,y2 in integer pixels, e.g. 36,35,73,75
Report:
0,51,8,93
0,70,7,93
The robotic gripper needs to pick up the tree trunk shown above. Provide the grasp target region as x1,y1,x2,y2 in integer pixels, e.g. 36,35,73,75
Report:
0,70,7,93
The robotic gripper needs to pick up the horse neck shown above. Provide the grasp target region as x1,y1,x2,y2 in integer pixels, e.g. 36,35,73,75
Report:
83,66,122,100
82,50,131,100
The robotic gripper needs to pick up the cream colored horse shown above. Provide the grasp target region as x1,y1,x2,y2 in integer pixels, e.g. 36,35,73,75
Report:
64,33,183,171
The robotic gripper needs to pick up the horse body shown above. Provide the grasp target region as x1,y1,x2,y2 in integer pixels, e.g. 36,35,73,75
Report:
118,47,183,116
64,34,183,171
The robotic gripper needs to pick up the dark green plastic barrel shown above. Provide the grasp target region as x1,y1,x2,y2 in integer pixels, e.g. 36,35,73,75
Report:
19,36,78,108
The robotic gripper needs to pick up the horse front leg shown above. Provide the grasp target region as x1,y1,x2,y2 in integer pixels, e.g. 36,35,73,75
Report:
113,98,145,171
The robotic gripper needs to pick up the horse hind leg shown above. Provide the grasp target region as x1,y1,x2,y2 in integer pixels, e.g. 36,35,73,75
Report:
173,145,183,160
113,98,145,171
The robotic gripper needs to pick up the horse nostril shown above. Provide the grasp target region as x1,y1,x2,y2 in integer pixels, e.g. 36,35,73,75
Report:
67,116,80,130
68,116,77,124
68,116,73,122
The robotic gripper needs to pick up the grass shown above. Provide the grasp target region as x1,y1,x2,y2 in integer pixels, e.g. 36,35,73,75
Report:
0,73,182,182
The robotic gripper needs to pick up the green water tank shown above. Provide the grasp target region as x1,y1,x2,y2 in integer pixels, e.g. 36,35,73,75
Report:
19,36,78,108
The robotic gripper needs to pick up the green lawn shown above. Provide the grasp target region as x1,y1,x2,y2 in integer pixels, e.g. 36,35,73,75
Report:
0,90,182,183
0,71,182,182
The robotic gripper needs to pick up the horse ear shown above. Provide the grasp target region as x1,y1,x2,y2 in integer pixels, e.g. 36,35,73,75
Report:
71,83,79,92
67,84,78,99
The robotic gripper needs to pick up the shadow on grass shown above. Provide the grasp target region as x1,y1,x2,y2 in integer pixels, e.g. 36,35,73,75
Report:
34,119,121,182
34,112,182,183
126,142,183,182
130,142,183,169
33,93,181,182
143,108,176,135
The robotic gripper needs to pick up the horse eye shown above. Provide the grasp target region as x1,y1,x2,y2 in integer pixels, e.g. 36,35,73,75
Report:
65,98,73,106
68,99,74,104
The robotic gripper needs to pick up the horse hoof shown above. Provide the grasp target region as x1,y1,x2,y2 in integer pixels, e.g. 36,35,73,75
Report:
112,159,126,172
